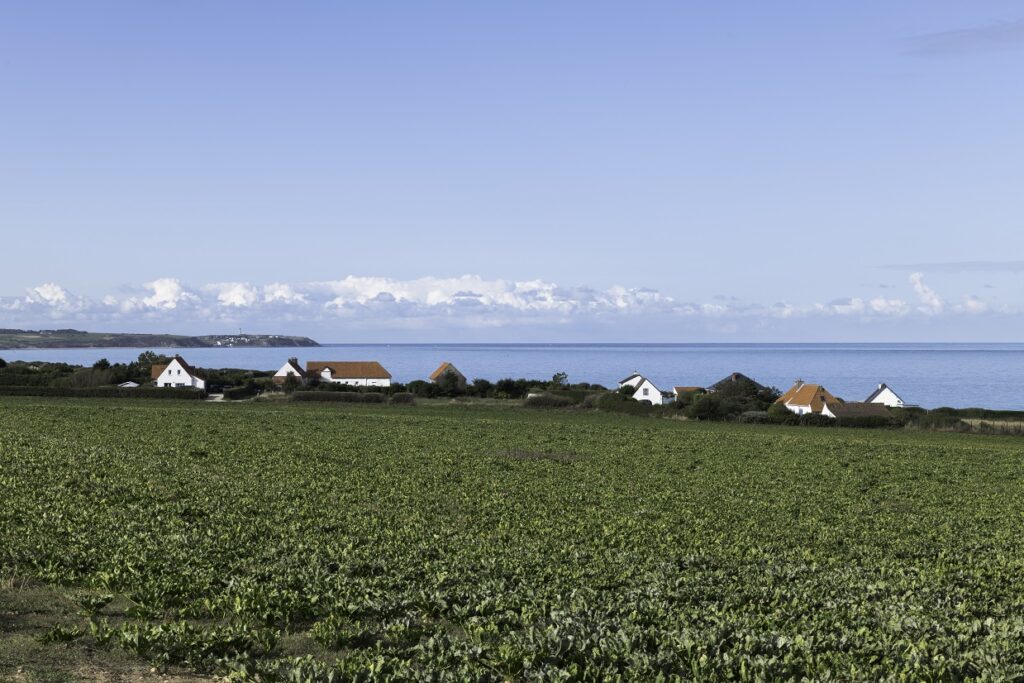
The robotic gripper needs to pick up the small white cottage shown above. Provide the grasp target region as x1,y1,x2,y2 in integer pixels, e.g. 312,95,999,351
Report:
272,358,307,385
151,356,206,390
622,375,673,405
305,361,392,387
865,383,905,408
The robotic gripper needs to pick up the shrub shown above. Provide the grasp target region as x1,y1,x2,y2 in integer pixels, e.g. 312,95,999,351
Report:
524,394,575,409
835,415,893,429
798,413,836,428
685,395,741,421
390,392,416,405
767,403,798,425
407,380,440,398
224,383,259,401
589,392,656,416
738,410,770,424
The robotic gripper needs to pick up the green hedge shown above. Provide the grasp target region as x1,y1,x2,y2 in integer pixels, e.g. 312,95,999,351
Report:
524,394,575,409
292,391,387,403
0,386,206,400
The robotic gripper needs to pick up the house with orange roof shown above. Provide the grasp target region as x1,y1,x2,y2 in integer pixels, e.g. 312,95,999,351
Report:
429,361,467,389
306,360,392,387
775,379,837,415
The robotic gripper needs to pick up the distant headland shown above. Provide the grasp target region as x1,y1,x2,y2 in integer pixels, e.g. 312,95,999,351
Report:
0,329,320,349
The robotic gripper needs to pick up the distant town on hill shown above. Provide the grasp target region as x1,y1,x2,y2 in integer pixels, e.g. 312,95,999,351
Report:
0,329,320,349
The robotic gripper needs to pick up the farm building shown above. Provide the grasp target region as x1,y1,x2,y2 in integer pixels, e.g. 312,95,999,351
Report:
306,361,392,387
776,380,836,415
152,356,206,390
865,383,905,408
272,358,307,385
430,362,467,389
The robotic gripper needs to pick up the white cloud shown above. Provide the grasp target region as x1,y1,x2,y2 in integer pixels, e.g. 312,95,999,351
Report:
205,282,259,308
26,283,79,310
0,273,1007,335
136,278,200,310
910,272,944,314
263,283,308,304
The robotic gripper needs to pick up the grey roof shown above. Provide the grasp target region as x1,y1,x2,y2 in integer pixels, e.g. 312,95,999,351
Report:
827,401,892,418
708,372,765,392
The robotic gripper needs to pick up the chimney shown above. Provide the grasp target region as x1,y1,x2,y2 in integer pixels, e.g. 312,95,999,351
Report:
289,357,298,364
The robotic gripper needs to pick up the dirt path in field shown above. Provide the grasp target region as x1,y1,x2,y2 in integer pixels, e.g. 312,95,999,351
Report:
1,574,211,683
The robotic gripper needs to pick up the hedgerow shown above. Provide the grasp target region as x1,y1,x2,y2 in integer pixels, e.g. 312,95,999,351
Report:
0,385,205,399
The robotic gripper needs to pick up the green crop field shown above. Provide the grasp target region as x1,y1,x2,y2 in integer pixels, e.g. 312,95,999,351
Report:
2,397,1024,681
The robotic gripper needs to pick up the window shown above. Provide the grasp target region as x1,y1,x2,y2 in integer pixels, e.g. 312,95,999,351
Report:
642,387,649,396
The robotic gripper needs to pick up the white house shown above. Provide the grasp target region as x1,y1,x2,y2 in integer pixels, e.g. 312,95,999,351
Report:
865,383,905,408
629,376,674,405
306,361,392,387
272,358,307,385
151,356,206,390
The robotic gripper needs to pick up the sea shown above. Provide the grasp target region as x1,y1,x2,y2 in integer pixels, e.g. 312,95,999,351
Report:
2,343,1023,410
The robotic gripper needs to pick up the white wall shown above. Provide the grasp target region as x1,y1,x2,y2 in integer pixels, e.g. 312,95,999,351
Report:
632,378,668,405
869,386,904,407
320,369,391,387
782,402,811,415
156,358,206,390
274,362,304,378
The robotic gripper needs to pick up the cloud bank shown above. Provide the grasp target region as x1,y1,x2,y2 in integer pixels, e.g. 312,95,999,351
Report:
0,273,1004,341
907,18,1024,56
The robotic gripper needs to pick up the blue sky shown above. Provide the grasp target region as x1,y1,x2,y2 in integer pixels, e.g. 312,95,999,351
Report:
2,1,1023,341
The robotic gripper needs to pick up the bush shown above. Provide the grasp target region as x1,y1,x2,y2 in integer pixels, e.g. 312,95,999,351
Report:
737,410,770,424
798,413,836,428
524,394,575,409
406,380,440,398
685,395,742,421
390,392,416,405
224,383,259,400
589,392,656,416
835,415,893,429
767,403,799,425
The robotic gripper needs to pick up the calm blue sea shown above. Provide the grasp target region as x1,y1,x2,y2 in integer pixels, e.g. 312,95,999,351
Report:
1,343,1022,410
